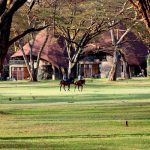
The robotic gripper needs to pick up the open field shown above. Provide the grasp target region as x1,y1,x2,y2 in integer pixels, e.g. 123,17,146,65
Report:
0,78,150,150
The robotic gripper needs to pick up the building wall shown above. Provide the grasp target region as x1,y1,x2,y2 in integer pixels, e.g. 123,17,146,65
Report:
9,60,58,80
78,62,101,78
78,56,123,78
10,64,30,80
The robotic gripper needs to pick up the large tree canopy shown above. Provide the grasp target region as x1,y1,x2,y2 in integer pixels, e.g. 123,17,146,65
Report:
47,0,129,78
0,0,48,71
0,0,25,70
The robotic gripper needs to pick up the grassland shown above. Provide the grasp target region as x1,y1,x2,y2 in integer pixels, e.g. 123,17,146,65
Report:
0,78,150,150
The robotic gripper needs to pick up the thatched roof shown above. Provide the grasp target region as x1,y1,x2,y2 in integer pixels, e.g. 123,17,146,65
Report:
83,29,148,65
11,28,149,67
11,30,67,69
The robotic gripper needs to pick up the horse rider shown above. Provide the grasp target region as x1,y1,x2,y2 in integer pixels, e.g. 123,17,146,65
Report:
78,74,83,81
63,73,67,81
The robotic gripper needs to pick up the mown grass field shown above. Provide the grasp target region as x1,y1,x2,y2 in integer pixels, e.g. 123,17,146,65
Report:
0,78,150,150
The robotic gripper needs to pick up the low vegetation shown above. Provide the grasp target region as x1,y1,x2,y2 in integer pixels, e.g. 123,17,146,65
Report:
0,78,150,149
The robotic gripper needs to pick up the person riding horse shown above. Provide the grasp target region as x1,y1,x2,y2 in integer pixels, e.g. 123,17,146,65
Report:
74,74,85,91
60,74,74,91
78,74,82,81
60,73,85,91
63,73,67,82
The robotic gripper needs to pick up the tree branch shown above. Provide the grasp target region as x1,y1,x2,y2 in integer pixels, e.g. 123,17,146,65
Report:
0,0,27,29
128,0,138,9
117,19,139,45
0,0,7,16
8,25,49,47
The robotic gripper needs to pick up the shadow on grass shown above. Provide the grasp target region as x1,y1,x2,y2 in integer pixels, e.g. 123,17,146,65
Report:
0,133,150,141
0,93,150,104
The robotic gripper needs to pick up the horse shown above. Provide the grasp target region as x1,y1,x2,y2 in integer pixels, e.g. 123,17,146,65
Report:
60,78,74,91
74,79,85,92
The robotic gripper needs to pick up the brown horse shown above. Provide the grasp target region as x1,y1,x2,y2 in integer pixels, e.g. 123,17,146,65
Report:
74,79,85,91
60,78,74,91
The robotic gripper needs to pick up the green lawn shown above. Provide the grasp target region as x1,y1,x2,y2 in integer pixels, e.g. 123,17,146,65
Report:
0,78,150,150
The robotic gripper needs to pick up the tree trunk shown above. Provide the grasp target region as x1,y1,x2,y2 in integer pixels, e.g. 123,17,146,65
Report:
122,54,131,79
109,50,120,81
0,46,8,71
147,53,150,77
68,61,73,79
122,61,131,79
129,0,150,33
0,0,28,71
138,0,150,33
0,15,13,71
19,41,32,78
67,60,77,79
30,60,37,82
31,68,37,82
36,29,49,80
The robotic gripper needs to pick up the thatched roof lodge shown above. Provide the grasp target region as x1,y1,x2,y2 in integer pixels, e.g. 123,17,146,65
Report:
80,29,148,78
83,29,148,65
10,29,149,80
11,31,67,69
10,30,68,80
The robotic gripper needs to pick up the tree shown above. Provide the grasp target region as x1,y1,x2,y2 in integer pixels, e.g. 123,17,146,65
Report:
107,1,142,81
128,0,150,33
18,28,49,81
147,53,150,77
51,0,118,78
108,24,138,81
128,0,150,77
84,0,141,81
0,0,48,71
